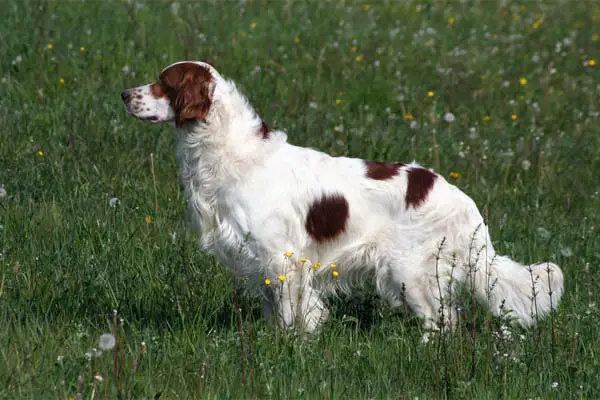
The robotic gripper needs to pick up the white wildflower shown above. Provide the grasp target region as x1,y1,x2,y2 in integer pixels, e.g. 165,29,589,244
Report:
122,65,130,74
109,197,119,208
0,185,7,200
536,227,551,240
409,121,419,130
521,160,531,171
308,101,318,109
97,333,116,351
560,246,573,258
551,381,559,389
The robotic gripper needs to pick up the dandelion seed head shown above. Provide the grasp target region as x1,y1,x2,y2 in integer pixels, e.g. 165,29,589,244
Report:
97,333,116,351
443,112,456,123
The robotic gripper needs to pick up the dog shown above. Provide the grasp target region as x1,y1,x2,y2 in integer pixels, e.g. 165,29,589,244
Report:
122,61,563,334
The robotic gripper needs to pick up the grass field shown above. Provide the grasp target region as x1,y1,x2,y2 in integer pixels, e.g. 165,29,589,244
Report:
1,0,599,398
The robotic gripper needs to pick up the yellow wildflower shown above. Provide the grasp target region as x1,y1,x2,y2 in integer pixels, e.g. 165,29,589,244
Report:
363,4,370,12
519,77,527,86
294,34,300,44
145,215,152,224
59,78,65,85
250,22,257,29
284,251,293,258
312,262,321,270
265,278,271,285
587,59,597,67
403,113,414,121
299,258,307,263
447,16,455,25
329,263,337,269
47,43,53,50
592,33,599,42
332,271,339,278
449,171,461,180
36,150,45,157
427,91,435,98
482,115,491,122
355,54,363,62
80,46,86,53
278,275,286,282
511,113,518,121
335,99,342,105
532,17,544,30
351,46,357,53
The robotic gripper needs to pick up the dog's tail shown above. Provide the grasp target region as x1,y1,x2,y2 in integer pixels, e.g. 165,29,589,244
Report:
471,255,564,326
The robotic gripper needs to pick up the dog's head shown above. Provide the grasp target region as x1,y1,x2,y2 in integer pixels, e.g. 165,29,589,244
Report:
121,61,218,127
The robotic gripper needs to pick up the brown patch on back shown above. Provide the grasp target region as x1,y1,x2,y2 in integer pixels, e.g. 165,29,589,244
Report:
405,168,437,209
305,193,349,242
154,62,214,127
364,160,405,180
259,120,270,139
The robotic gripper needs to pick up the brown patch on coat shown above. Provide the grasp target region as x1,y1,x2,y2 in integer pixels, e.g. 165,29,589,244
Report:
364,160,405,180
405,168,437,209
259,120,270,139
151,62,214,127
305,193,349,242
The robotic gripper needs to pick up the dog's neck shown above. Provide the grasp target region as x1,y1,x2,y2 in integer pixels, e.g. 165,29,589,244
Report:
175,78,286,249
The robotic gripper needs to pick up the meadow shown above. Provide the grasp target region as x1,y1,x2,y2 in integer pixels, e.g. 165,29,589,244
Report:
0,0,599,398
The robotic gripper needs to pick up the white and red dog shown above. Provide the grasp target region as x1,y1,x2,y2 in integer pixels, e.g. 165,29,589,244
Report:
122,61,563,334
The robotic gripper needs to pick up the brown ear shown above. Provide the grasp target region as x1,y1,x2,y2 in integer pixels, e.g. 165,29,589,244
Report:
174,66,213,126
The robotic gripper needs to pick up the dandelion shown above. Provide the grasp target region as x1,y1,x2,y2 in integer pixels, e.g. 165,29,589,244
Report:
447,16,455,25
482,115,491,122
363,4,370,12
329,263,337,269
250,22,257,29
427,90,435,97
278,275,286,282
355,54,363,62
294,34,300,44
532,17,544,30
299,257,307,263
332,271,339,278
449,171,461,180
284,251,293,258
80,46,86,53
403,113,414,121
519,77,527,86
265,278,272,285
47,43,53,49
511,113,518,121
585,59,597,68
351,46,357,53
59,78,65,85
312,262,321,270
335,99,342,105
36,150,44,157
109,197,119,207
144,215,152,224
443,112,456,123
97,333,116,351
592,33,599,42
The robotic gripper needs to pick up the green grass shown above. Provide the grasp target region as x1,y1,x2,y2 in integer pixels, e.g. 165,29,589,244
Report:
1,0,599,398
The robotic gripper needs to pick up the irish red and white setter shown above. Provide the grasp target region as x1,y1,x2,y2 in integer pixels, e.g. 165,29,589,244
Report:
122,61,563,335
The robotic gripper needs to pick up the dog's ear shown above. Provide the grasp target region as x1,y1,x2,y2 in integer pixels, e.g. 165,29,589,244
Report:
164,64,213,127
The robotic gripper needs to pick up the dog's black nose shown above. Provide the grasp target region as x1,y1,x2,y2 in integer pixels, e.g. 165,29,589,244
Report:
121,91,131,102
